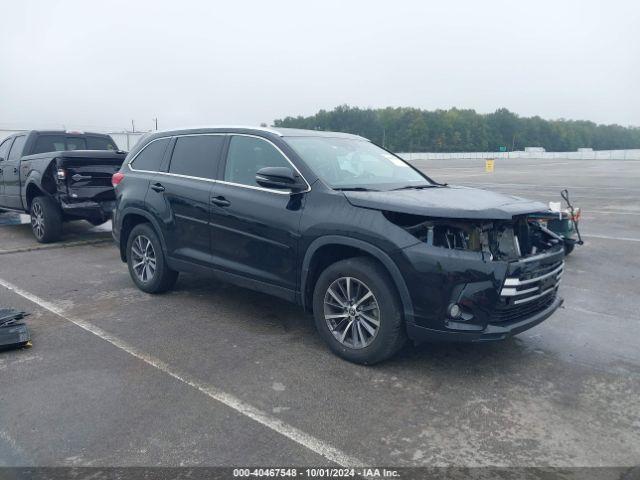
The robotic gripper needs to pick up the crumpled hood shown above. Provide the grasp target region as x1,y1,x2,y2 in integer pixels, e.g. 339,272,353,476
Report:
343,185,548,220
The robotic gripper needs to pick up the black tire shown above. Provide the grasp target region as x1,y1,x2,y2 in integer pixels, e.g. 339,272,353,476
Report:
126,223,178,293
87,218,108,227
30,196,63,243
312,257,407,365
564,242,575,256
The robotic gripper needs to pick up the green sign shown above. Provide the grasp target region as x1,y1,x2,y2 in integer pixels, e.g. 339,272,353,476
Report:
499,146,507,152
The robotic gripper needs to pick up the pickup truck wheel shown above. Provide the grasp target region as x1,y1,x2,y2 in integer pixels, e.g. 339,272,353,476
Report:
126,223,178,293
30,196,63,243
312,257,407,365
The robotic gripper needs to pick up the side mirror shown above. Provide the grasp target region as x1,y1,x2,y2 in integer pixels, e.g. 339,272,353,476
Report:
256,167,306,192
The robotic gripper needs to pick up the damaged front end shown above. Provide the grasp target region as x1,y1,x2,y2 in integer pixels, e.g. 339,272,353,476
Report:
390,212,564,261
386,211,565,342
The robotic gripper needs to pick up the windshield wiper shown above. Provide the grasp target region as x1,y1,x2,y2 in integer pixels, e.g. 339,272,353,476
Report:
334,187,379,192
391,184,438,191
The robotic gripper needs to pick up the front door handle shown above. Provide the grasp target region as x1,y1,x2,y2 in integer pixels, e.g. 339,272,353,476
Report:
150,182,165,192
211,196,230,207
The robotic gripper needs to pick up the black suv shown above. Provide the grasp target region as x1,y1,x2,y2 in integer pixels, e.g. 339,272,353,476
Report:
112,127,564,364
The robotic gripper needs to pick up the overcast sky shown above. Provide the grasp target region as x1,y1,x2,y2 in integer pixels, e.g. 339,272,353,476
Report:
1,0,638,132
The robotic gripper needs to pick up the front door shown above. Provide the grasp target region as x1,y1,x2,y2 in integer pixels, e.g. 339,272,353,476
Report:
3,135,26,209
146,134,224,266
209,134,306,292
0,137,14,201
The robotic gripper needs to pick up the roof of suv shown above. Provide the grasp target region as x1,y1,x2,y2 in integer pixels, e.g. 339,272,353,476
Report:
153,126,368,141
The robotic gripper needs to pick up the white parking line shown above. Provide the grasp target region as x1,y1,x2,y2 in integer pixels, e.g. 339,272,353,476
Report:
587,210,640,216
0,278,364,467
584,234,640,243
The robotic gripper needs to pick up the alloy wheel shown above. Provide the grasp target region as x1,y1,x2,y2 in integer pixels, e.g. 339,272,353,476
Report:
131,235,157,283
323,276,380,349
31,203,44,239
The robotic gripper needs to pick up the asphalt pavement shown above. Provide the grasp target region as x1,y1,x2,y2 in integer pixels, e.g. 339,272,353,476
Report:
0,157,638,468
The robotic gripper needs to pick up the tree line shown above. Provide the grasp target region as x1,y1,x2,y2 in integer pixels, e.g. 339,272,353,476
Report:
273,105,640,152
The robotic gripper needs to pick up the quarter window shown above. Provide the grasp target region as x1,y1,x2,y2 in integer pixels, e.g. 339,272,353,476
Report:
8,136,26,161
131,138,170,172
169,135,224,179
224,136,291,187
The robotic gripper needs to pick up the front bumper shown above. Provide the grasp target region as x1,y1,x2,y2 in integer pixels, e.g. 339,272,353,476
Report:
393,242,565,344
406,294,563,343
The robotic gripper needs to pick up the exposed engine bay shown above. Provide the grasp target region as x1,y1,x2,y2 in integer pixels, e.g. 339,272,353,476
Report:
384,211,564,261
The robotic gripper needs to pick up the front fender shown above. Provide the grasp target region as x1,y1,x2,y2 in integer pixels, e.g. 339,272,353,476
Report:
300,235,415,323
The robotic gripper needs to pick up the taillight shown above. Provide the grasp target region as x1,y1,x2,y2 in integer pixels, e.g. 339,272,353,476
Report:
112,172,125,187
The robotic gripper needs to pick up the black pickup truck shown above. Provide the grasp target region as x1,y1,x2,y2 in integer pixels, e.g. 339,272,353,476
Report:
0,130,127,242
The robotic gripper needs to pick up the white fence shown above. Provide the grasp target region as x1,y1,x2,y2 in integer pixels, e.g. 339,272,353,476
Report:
3,128,639,160
0,129,147,151
398,149,640,161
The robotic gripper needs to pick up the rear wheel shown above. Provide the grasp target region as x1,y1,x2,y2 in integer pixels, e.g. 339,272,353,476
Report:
30,196,62,243
126,223,178,293
312,257,407,364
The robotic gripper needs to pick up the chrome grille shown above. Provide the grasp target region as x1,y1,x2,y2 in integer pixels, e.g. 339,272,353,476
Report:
492,260,563,322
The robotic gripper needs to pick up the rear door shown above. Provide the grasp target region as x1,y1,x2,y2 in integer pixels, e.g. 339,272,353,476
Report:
145,134,224,266
0,137,14,200
3,135,26,209
208,134,306,291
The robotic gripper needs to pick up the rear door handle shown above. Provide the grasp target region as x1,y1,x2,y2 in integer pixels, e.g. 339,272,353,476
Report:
150,182,165,192
211,196,230,207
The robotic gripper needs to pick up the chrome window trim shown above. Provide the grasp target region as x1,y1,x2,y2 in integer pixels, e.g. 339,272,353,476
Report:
127,133,311,195
154,125,284,137
223,133,311,194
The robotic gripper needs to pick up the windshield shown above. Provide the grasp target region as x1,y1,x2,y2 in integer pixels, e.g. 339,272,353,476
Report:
285,137,432,190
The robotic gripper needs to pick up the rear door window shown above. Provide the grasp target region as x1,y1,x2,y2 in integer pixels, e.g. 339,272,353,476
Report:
130,138,171,172
8,136,26,161
0,138,13,161
168,135,224,180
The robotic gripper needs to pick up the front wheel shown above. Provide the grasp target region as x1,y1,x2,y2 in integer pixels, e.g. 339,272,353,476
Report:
30,196,63,243
564,242,575,256
312,257,407,365
126,223,178,293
